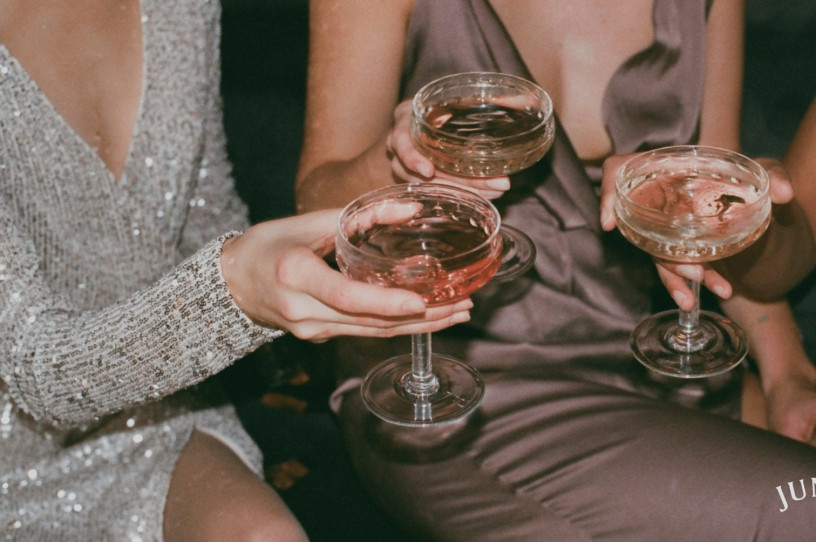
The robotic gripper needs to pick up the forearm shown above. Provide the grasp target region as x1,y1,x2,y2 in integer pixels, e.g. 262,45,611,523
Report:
295,138,395,213
3,236,280,428
716,97,816,297
720,294,814,392
723,292,816,443
715,199,816,300
296,0,409,213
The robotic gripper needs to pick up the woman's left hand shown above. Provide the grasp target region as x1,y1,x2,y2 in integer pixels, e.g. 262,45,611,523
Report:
220,209,473,342
386,100,511,200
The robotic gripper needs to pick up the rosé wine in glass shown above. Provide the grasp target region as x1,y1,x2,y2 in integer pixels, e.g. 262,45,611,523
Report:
410,72,556,281
339,212,501,305
336,183,502,426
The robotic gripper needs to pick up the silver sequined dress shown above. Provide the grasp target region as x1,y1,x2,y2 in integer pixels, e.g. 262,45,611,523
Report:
0,1,282,539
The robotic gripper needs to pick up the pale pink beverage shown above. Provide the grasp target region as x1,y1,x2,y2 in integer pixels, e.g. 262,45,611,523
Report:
338,213,501,306
414,100,552,177
336,183,499,426
411,72,555,178
615,172,771,263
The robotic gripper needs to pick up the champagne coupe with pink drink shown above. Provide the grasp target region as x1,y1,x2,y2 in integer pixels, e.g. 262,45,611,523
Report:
336,183,502,426
411,72,555,280
615,146,771,378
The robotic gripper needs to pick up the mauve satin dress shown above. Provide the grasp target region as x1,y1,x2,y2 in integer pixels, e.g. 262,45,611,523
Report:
328,1,816,540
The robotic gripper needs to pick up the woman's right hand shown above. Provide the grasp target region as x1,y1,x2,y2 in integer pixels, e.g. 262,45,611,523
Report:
219,209,473,343
386,100,512,200
599,154,796,309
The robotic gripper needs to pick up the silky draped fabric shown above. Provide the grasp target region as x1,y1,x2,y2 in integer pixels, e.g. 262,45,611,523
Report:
334,0,716,394
330,1,816,540
402,0,704,375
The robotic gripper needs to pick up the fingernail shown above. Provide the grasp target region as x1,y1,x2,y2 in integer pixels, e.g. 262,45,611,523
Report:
676,265,704,282
452,311,471,324
402,298,426,313
418,164,434,178
712,284,730,298
600,208,613,229
487,179,510,190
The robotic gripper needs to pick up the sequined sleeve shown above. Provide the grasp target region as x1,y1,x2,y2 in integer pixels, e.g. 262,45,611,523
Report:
0,202,283,429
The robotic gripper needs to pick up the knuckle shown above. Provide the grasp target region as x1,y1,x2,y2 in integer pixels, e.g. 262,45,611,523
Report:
274,254,303,287
286,322,321,342
274,296,309,324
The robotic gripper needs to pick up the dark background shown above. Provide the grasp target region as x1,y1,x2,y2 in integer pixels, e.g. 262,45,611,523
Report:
216,1,816,540
218,1,410,540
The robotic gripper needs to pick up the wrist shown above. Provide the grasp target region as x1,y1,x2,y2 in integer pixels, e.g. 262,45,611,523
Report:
760,352,816,397
218,232,255,321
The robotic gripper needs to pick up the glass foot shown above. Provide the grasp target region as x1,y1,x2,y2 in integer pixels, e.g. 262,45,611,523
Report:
492,225,536,282
360,353,485,427
630,309,747,379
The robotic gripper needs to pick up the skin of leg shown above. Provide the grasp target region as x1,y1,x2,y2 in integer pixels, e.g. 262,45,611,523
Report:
164,430,308,542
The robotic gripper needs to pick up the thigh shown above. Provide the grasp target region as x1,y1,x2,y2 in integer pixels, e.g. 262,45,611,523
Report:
339,372,816,541
164,430,308,542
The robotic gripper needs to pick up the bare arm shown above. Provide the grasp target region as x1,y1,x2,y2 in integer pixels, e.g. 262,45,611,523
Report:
715,25,816,442
697,0,744,148
783,96,816,264
716,98,816,300
712,98,816,299
295,0,413,213
725,296,816,444
735,96,816,446
703,1,816,298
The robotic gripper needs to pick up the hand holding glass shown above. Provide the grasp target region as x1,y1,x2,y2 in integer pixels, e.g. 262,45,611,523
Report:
410,72,555,280
336,183,502,426
614,146,771,378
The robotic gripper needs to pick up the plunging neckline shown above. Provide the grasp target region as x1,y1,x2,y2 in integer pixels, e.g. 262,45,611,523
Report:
0,2,146,183
467,0,708,161
480,0,657,161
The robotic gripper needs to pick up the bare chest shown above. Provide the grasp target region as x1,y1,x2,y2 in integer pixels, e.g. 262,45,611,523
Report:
0,0,143,178
489,0,654,161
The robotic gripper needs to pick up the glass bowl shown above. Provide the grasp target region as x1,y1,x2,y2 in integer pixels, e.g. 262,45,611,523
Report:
411,72,555,177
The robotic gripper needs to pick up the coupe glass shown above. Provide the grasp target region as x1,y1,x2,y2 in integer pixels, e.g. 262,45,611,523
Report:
336,183,503,426
615,145,771,378
411,72,555,280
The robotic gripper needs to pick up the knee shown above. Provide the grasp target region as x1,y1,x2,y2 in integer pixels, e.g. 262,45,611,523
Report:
213,491,309,542
235,517,309,542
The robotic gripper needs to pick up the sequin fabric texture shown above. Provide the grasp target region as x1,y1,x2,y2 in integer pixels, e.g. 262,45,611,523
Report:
0,1,282,539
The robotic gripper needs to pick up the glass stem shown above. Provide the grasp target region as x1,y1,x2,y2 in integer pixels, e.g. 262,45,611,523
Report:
678,279,701,330
669,279,708,353
405,332,440,397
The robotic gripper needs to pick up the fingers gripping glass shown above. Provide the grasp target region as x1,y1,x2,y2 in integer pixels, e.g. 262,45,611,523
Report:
614,146,771,378
410,72,556,281
336,183,503,426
